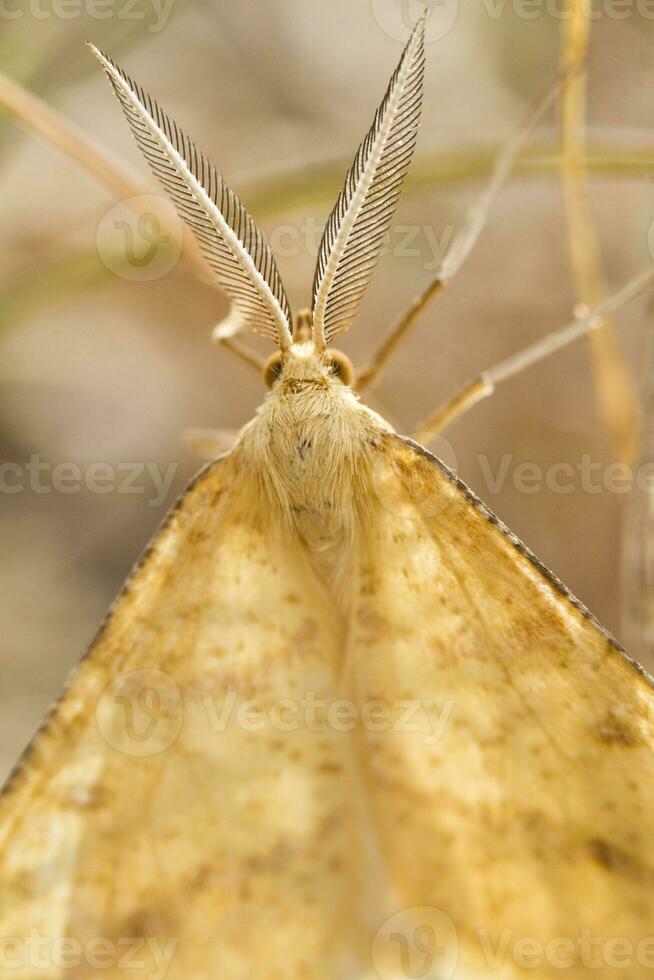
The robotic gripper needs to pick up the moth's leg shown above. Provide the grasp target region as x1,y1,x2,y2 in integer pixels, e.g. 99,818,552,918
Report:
354,76,566,394
414,378,494,444
213,334,266,374
184,427,239,459
414,266,654,445
212,311,266,374
355,277,445,391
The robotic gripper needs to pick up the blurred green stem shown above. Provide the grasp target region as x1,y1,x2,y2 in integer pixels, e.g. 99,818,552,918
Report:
2,142,653,343
247,144,654,217
0,251,110,341
3,65,654,341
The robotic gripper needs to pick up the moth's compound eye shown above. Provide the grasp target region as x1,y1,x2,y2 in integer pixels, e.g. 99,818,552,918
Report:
324,349,355,387
263,352,284,388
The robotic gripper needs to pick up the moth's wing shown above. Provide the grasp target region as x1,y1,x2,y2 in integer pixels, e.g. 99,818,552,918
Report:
0,454,371,980
351,434,654,980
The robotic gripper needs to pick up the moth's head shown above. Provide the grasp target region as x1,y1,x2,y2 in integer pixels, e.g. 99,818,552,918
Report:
262,309,355,390
90,16,425,402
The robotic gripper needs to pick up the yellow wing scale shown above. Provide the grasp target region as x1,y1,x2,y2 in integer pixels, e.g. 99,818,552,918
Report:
351,435,654,980
2,438,654,979
0,455,371,980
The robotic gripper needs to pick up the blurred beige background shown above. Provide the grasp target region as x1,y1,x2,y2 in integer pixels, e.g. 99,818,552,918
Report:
2,0,654,782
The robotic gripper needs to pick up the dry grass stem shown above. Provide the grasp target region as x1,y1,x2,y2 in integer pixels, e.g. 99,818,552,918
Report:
560,0,638,464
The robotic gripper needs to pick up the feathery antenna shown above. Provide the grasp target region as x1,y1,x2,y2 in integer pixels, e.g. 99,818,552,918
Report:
311,15,426,351
89,44,294,351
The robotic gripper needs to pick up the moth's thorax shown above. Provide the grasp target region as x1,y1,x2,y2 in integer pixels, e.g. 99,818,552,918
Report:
242,342,391,501
235,342,392,587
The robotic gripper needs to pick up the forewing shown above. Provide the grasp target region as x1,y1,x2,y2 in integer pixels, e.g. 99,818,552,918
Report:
0,455,369,979
350,434,654,980
311,18,425,348
90,46,293,350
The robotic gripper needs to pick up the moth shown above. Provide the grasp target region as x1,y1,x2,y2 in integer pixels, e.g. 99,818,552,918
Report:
2,15,654,980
